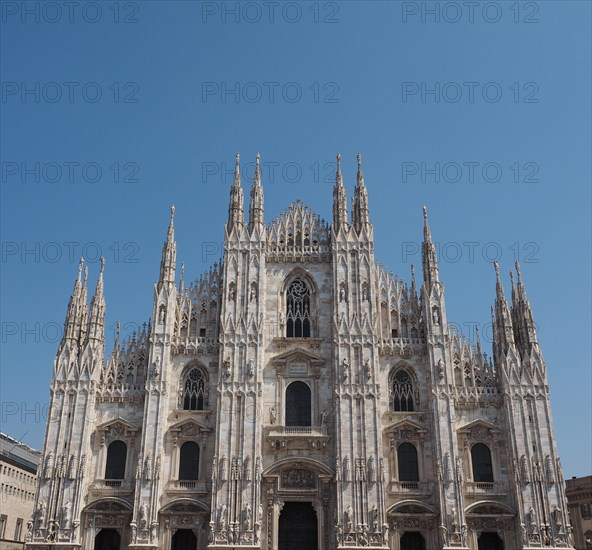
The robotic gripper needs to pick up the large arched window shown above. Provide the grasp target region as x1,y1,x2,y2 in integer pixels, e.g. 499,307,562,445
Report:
285,381,311,426
182,368,206,410
398,443,419,482
179,441,200,481
391,369,414,411
471,443,494,482
105,440,127,480
286,279,311,338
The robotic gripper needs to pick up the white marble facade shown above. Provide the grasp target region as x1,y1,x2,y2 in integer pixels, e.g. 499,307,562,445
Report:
26,154,574,550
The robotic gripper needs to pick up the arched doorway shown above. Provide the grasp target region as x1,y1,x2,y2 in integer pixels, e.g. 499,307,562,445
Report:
94,528,121,550
400,531,426,550
172,528,197,550
278,502,317,550
478,532,504,550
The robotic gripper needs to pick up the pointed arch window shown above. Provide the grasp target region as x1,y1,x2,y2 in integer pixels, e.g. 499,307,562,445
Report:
285,381,311,426
105,440,127,480
179,441,200,481
398,443,419,482
391,369,415,412
182,368,206,410
471,443,494,482
286,279,311,338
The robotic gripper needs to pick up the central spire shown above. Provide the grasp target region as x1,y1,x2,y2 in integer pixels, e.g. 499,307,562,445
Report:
332,153,348,234
227,153,244,233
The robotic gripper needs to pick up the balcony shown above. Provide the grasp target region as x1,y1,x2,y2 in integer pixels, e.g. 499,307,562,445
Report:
389,480,433,495
465,481,507,496
166,480,210,494
266,425,329,451
90,479,134,495
378,336,425,356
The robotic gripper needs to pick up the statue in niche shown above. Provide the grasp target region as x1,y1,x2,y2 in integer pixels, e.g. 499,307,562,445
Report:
243,503,252,530
62,500,72,526
371,505,379,532
342,358,350,382
432,307,440,325
364,359,372,381
139,502,148,529
339,286,346,302
345,505,353,532
269,407,276,425
37,500,47,528
223,358,231,379
218,504,227,530
250,284,257,302
320,408,328,425
158,306,166,324
246,361,254,378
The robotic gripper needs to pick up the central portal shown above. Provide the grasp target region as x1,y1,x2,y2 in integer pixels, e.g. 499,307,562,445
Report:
278,501,318,550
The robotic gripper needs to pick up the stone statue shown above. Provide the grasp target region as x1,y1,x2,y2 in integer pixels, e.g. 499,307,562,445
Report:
139,502,148,529
243,503,252,530
62,500,72,526
269,407,276,425
218,504,227,530
37,500,46,527
320,408,328,425
342,358,350,382
345,505,353,532
364,359,372,381
223,358,231,379
371,505,379,532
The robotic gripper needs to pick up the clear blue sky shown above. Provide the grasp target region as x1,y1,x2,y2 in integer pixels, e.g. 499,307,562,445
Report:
1,1,590,476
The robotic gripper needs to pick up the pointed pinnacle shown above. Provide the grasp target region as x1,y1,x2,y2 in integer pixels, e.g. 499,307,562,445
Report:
335,153,343,186
494,261,505,299
254,153,261,186
167,205,175,240
233,152,241,186
356,153,365,185
422,206,432,240
100,256,105,273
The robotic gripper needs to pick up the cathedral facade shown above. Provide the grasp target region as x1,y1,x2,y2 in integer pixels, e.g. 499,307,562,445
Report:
26,154,574,550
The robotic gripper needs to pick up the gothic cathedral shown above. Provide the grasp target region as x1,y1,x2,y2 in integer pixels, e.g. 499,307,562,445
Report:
26,154,574,550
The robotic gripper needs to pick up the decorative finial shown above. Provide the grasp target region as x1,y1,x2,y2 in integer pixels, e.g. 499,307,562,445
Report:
256,153,260,167
337,152,341,165
422,205,428,221
171,205,175,218
411,263,415,276
494,261,500,277
515,260,523,281
100,256,105,273
235,152,240,166
83,265,88,283
357,152,362,169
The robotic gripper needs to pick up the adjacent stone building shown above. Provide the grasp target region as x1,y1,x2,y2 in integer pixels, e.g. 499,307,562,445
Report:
1,432,41,549
565,476,592,549
26,154,575,550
